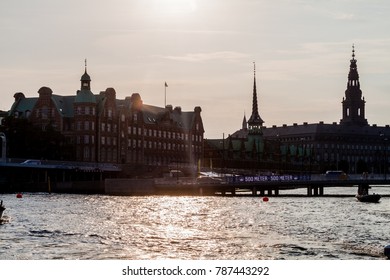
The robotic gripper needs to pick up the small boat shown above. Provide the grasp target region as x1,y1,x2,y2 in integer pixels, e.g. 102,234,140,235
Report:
356,184,381,203
0,200,5,219
356,193,381,203
385,245,390,259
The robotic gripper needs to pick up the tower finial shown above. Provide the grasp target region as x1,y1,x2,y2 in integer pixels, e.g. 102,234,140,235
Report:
352,44,355,60
84,58,87,72
253,61,256,77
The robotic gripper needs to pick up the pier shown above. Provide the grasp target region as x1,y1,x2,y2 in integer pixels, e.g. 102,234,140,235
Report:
105,175,390,197
1,160,389,196
0,159,120,193
207,178,390,197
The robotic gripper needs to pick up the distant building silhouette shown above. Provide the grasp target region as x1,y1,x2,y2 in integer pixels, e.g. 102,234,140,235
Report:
204,64,266,171
206,46,390,174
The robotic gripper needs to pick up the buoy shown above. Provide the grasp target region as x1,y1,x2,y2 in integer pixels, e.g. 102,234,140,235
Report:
16,193,23,198
262,196,269,202
385,245,390,259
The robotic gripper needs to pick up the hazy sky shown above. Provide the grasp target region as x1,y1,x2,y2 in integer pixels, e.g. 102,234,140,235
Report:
1,0,390,138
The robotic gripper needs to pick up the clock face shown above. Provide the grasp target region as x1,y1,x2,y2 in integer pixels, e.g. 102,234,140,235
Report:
83,82,88,87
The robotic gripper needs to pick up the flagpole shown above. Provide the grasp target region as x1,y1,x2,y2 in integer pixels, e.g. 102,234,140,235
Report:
164,82,168,107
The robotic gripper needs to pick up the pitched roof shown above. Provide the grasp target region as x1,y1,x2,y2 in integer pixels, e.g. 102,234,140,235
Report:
75,89,96,104
141,104,196,131
51,95,75,118
9,97,38,117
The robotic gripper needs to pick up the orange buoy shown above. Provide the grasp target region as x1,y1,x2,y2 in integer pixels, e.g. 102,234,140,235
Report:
16,193,23,198
262,196,269,202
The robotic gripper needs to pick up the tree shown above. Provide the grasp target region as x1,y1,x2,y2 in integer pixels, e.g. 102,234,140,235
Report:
1,116,75,160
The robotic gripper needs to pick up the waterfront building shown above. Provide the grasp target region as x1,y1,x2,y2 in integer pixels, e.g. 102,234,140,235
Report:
207,47,390,175
262,46,390,174
204,64,267,171
7,65,204,175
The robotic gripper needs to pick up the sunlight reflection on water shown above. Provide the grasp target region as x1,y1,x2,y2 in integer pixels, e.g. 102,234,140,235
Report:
0,190,389,260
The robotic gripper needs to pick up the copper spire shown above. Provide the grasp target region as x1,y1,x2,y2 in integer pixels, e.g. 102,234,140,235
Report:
248,62,264,129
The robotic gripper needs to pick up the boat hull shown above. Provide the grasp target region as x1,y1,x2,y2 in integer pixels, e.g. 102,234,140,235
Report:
356,194,381,203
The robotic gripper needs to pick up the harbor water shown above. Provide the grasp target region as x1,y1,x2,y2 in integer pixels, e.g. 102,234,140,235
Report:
1,186,389,260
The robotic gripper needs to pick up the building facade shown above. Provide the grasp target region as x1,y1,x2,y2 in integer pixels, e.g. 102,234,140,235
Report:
207,46,390,175
262,46,390,174
8,66,205,173
204,64,267,171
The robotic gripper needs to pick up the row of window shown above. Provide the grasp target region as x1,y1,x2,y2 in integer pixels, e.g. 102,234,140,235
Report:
76,135,96,145
36,108,55,119
317,143,390,151
126,139,203,153
76,122,189,140
127,126,203,142
75,121,119,133
100,147,118,162
74,106,115,119
75,106,96,116
74,122,203,143
319,154,390,163
281,141,390,152
102,123,117,133
101,137,117,146
76,135,119,146
124,152,188,166
76,146,119,162
75,135,203,154
77,121,95,131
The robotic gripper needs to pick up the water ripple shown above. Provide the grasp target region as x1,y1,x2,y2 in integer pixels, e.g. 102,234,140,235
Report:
0,193,389,259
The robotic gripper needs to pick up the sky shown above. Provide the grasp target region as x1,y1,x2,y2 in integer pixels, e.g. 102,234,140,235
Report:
1,0,390,139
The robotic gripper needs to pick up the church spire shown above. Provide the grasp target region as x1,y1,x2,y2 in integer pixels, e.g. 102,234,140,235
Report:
252,62,258,116
347,44,360,88
340,45,368,126
247,62,264,134
242,112,247,130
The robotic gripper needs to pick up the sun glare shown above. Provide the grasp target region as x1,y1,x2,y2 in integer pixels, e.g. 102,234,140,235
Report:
152,0,197,15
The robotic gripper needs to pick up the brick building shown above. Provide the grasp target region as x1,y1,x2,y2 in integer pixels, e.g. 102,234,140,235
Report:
8,66,204,173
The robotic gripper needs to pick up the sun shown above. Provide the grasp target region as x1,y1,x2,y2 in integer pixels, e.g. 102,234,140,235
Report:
152,0,197,15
